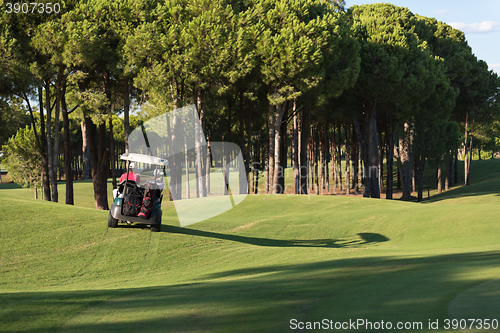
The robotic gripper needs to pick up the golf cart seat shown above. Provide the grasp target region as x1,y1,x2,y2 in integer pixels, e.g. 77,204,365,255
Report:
119,172,140,184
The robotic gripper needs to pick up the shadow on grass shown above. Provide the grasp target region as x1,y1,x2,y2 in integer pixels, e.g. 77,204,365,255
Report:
162,225,389,248
114,223,156,231
425,159,500,203
427,177,500,203
357,232,389,243
2,251,500,333
0,182,22,189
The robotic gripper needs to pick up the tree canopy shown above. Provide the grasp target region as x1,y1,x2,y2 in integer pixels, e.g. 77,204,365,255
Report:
1,0,498,206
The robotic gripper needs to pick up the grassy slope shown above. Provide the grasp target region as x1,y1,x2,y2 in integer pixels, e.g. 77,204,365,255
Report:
1,160,500,332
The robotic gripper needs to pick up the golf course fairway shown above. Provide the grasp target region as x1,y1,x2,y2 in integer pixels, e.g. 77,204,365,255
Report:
1,159,500,332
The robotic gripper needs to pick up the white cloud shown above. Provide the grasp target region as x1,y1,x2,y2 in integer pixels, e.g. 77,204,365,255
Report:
450,21,500,34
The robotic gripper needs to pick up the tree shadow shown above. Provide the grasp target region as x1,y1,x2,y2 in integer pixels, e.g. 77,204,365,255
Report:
3,251,500,333
427,184,500,203
357,232,389,243
0,182,22,189
425,165,500,203
161,225,389,248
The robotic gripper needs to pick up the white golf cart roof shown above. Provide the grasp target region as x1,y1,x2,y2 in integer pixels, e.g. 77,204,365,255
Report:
120,153,168,166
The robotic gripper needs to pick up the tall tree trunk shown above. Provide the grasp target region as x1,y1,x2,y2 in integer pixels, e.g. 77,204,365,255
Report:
224,103,232,196
94,121,109,210
437,165,442,194
184,133,190,199
272,103,286,194
195,111,200,198
313,125,319,195
445,155,450,191
109,115,117,190
252,142,258,194
206,139,211,195
395,122,412,200
169,114,182,200
378,126,384,193
165,114,172,200
267,103,275,194
464,112,471,186
238,90,249,194
412,159,416,193
397,162,401,190
169,81,183,200
353,118,364,195
278,103,288,193
416,155,425,202
385,122,395,200
447,152,453,190
324,124,330,193
467,136,473,185
51,74,62,202
331,124,337,190
299,108,309,194
361,101,380,198
360,113,371,198
197,93,209,197
195,91,206,197
38,85,50,201
87,116,109,209
319,126,325,193
454,150,459,185
252,140,261,194
292,100,299,194
81,120,90,180
46,79,56,202
308,136,313,192
336,123,343,191
61,82,74,205
123,78,130,154
222,138,232,196
246,99,252,194
352,121,359,193
345,123,351,195
368,107,380,198
24,96,42,196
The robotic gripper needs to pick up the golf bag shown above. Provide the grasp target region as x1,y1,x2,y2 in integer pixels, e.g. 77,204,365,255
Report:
138,190,155,219
121,182,145,217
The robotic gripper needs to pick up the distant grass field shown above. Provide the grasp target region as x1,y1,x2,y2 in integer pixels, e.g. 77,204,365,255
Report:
1,160,500,332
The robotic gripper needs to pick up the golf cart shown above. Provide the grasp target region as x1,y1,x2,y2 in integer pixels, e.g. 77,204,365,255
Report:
108,153,168,232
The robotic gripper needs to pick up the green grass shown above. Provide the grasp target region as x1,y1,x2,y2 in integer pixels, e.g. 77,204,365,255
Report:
1,160,500,332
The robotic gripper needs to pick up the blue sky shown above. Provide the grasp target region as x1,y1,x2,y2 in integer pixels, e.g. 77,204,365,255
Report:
348,0,500,75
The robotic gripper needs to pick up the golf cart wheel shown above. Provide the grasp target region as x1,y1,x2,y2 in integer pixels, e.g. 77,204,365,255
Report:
108,212,118,228
151,220,161,232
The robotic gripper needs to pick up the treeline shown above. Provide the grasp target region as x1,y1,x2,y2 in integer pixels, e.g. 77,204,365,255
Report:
1,0,499,208
0,106,143,191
